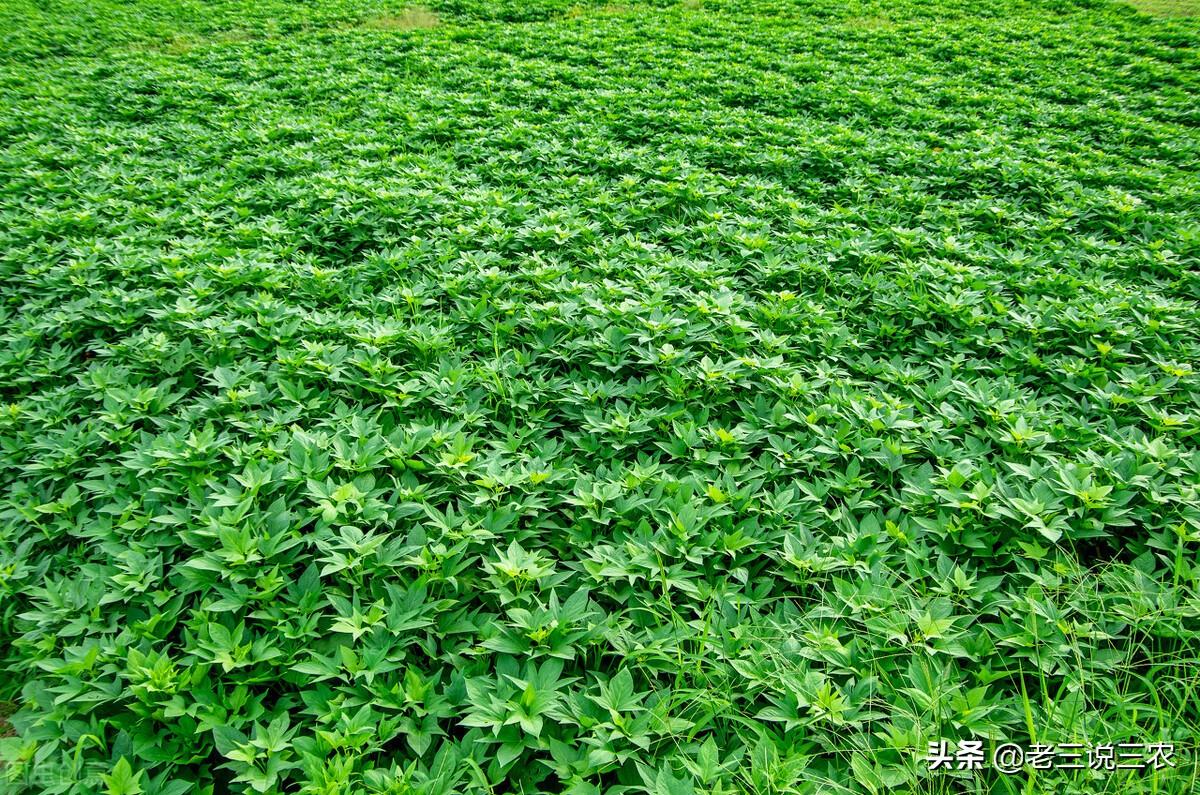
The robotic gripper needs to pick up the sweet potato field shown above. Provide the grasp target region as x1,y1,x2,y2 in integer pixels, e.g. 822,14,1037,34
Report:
1,0,1198,793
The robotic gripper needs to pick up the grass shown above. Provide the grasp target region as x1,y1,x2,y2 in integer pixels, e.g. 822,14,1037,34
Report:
566,3,635,16
360,6,442,30
1124,0,1199,16
842,14,897,29
0,0,1198,794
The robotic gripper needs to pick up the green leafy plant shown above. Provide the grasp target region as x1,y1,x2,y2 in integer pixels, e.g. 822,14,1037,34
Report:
1,0,1199,793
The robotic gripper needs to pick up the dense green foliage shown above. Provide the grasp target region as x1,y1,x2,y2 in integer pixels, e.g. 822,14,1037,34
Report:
1,0,1199,792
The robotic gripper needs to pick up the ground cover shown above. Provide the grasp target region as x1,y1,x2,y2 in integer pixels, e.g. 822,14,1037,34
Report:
1,0,1198,793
